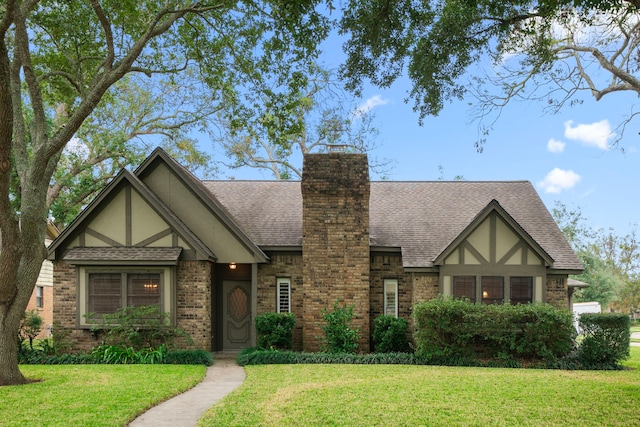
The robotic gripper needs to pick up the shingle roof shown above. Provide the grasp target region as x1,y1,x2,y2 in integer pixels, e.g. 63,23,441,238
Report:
63,247,183,264
203,180,582,271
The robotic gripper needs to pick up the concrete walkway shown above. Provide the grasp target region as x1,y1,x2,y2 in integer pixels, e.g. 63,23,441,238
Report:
129,358,245,427
632,331,640,347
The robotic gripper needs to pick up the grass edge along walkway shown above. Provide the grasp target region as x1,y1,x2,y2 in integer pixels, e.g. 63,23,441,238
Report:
199,347,640,427
0,364,205,427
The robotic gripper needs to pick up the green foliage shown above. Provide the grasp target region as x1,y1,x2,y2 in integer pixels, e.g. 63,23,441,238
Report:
372,315,409,353
237,349,424,366
321,300,361,354
255,312,296,350
19,347,213,366
18,351,100,365
412,296,574,362
86,304,192,350
578,313,630,368
19,310,43,350
91,344,168,364
163,349,214,366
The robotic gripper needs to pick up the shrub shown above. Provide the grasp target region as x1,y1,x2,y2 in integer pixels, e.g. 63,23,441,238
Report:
164,349,214,366
91,344,169,364
578,313,630,368
237,349,425,366
19,310,43,350
373,315,409,353
19,350,100,365
86,304,192,350
255,312,295,350
413,296,479,360
412,296,574,362
321,300,360,354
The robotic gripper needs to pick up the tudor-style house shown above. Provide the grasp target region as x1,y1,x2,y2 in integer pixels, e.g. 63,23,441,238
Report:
48,148,583,353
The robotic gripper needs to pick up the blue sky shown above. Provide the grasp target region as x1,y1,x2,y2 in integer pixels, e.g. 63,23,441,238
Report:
209,33,639,239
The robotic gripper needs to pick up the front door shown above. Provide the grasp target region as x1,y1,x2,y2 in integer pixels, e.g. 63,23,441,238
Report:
222,280,251,350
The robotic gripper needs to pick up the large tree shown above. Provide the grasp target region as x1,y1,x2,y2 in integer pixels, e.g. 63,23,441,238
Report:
0,0,329,386
338,0,640,146
553,202,639,309
48,74,218,229
214,65,391,179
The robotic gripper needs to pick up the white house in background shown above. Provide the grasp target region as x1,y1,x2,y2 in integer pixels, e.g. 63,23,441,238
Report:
573,300,601,332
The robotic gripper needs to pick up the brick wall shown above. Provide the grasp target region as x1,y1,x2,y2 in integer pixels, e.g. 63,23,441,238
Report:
53,261,99,352
410,273,440,336
369,254,411,348
52,260,214,352
257,253,304,350
176,260,213,350
546,275,569,309
302,153,371,352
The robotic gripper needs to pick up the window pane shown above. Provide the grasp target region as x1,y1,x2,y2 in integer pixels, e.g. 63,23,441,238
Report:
127,274,161,307
277,279,291,313
36,286,44,308
482,277,504,305
453,276,476,302
510,277,533,305
89,273,122,314
384,279,398,317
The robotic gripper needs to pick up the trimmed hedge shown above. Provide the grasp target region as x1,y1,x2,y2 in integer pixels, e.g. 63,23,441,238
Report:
413,296,575,362
373,315,409,353
18,348,213,366
237,349,422,366
255,312,295,350
578,313,630,368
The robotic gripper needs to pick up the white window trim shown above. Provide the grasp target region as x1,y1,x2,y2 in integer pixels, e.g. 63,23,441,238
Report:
277,278,291,313
36,286,44,308
384,279,398,318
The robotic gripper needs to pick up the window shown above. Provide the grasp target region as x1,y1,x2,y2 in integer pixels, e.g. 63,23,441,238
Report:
453,276,476,302
88,272,161,315
384,279,398,317
510,277,533,305
481,276,504,304
36,286,43,308
277,278,291,313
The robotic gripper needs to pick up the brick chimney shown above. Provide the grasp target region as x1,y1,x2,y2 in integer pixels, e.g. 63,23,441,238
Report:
301,153,370,352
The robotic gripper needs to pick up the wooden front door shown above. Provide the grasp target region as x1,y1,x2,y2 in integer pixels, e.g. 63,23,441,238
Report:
222,280,251,350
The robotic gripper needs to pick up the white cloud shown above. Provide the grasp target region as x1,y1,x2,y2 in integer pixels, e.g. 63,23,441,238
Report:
352,95,390,118
547,138,566,153
538,168,581,194
563,120,613,150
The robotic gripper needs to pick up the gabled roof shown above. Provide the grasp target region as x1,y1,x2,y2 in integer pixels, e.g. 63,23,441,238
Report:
433,199,554,267
48,169,215,261
135,148,268,262
204,180,583,271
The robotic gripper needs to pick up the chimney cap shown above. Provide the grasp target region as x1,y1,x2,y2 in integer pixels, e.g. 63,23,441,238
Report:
328,144,348,153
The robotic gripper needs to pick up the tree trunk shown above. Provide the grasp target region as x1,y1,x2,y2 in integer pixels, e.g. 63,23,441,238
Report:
0,308,26,386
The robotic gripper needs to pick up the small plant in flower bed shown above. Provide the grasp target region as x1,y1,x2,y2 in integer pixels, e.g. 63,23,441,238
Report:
92,344,168,364
321,300,360,354
373,315,409,353
86,304,192,349
255,312,295,350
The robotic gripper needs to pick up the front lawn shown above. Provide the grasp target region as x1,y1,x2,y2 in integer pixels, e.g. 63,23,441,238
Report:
200,347,640,427
0,364,205,426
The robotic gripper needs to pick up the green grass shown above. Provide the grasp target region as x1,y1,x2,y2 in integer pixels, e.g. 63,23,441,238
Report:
200,347,640,427
0,364,205,426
